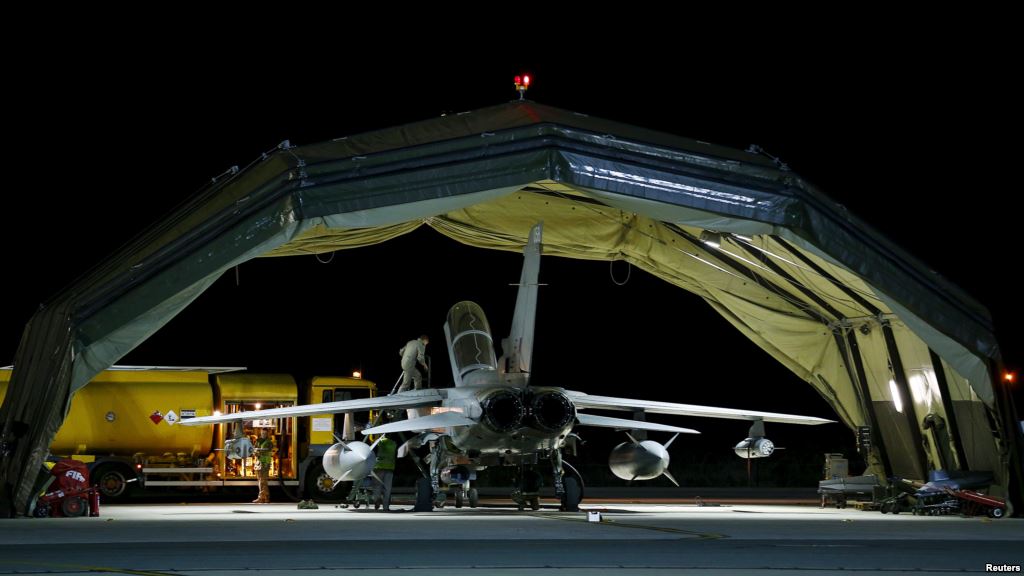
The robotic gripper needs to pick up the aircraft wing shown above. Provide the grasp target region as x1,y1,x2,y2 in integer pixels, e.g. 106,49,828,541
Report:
565,391,834,425
179,389,444,425
576,413,700,435
362,411,476,435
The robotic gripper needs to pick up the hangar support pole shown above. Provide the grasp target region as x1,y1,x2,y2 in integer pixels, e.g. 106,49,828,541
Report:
879,322,929,480
991,358,1024,514
843,331,894,479
928,349,968,470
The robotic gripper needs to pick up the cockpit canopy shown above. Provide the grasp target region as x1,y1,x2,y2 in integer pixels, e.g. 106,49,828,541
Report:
445,301,498,386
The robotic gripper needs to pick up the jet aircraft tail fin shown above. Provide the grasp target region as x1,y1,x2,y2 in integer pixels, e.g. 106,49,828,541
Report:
501,222,543,377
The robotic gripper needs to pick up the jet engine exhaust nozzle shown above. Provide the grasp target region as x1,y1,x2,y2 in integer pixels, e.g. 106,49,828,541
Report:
481,390,526,433
529,391,576,432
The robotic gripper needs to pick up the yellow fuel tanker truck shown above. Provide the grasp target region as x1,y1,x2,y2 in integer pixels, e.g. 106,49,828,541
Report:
0,366,377,501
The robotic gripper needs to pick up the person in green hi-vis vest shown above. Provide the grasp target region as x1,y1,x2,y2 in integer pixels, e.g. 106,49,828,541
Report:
253,427,274,503
373,435,397,511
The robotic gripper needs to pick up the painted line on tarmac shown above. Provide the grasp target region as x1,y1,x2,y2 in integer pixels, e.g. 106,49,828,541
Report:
529,513,727,539
5,560,176,575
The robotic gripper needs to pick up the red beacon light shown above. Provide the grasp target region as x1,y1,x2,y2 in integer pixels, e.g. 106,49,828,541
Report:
514,74,532,100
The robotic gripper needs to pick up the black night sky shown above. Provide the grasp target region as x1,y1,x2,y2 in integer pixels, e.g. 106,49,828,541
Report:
5,27,1019,485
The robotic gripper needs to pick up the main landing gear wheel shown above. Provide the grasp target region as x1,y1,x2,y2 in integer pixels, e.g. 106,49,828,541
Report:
455,491,464,508
560,476,581,512
414,477,433,512
530,496,540,510
468,488,479,508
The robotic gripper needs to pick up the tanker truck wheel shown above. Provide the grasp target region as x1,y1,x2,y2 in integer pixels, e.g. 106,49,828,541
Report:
304,463,346,502
92,464,133,501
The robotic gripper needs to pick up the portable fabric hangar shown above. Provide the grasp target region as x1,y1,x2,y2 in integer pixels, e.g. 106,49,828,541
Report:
1,100,1020,516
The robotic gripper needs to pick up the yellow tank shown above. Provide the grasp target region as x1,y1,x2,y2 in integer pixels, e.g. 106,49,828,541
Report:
1,369,215,456
215,373,298,402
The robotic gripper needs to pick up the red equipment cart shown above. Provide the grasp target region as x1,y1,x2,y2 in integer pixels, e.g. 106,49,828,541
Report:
33,459,100,518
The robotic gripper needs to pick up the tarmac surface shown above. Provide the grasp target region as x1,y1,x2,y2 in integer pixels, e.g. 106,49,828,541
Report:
0,497,1021,575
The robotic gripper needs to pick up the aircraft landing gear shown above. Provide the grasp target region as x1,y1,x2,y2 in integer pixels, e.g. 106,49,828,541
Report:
552,450,582,511
414,477,433,512
561,476,581,512
454,480,472,508
416,440,445,511
551,450,565,501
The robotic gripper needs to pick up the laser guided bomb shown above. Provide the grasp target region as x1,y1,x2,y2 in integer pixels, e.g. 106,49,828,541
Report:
322,439,377,483
609,433,680,484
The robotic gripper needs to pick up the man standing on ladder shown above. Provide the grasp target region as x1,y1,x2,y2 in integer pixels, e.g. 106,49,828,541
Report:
397,335,429,393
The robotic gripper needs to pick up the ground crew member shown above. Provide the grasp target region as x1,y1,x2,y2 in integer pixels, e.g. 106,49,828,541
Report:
253,427,273,503
373,435,397,511
397,335,429,392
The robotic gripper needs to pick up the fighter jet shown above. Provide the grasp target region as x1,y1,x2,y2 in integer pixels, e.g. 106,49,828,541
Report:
181,223,833,511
